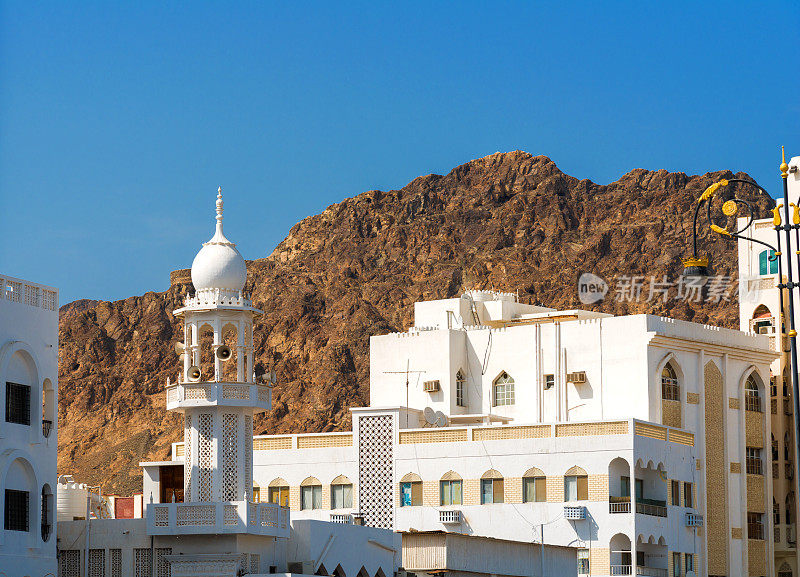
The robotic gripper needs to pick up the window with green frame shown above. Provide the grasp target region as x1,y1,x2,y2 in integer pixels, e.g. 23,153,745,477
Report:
759,249,779,275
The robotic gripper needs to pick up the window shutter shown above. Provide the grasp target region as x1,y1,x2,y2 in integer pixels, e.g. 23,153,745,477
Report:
411,482,422,506
535,477,546,502
493,478,504,503
771,251,779,274
577,476,588,501
760,250,768,275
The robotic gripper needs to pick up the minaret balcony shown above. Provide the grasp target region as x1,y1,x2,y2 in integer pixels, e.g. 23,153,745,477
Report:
166,381,272,411
146,501,289,537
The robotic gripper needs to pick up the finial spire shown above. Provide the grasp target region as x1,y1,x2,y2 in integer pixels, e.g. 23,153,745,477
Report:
206,186,233,245
781,146,789,178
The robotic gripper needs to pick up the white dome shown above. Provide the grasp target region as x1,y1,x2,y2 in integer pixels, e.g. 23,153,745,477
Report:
190,188,247,292
191,243,247,291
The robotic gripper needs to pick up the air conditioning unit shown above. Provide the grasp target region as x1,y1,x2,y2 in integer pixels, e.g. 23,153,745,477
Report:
564,506,585,520
685,512,704,527
439,510,461,524
423,380,440,393
567,371,587,384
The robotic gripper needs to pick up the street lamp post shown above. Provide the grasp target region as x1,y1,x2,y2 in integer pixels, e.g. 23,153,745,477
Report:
683,148,800,566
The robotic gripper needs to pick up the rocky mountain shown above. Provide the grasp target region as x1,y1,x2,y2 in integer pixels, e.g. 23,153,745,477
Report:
57,151,774,495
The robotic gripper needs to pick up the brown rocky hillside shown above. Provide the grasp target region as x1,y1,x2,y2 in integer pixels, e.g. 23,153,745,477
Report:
57,151,774,495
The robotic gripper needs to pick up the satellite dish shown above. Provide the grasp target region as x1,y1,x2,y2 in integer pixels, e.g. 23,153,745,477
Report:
174,342,185,355
423,407,437,426
434,411,449,428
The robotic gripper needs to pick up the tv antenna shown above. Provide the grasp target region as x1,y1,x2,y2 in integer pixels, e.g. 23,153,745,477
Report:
383,359,426,427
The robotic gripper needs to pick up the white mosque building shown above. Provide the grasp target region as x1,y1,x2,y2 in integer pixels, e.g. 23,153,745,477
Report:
0,274,59,575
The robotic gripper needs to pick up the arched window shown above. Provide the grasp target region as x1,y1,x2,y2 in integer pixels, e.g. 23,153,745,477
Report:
440,471,462,506
300,477,322,510
564,466,588,501
493,372,515,407
41,378,54,438
751,305,775,335
330,475,353,509
661,363,679,401
268,478,289,507
522,467,545,503
400,473,422,507
759,249,779,276
480,470,504,504
455,370,466,407
745,375,762,412
773,434,779,462
41,484,53,541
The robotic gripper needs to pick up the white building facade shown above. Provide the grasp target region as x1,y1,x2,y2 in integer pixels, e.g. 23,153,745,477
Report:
0,274,59,576
160,289,777,577
737,154,800,577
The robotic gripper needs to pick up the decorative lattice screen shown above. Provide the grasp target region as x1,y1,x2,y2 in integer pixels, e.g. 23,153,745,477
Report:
245,415,253,498
358,414,394,529
250,554,261,574
134,548,152,577
222,413,240,501
156,548,172,577
184,414,192,500
110,549,122,577
198,413,213,501
59,550,81,577
88,549,105,577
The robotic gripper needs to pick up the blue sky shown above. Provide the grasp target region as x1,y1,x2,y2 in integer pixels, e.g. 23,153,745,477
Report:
1,2,798,304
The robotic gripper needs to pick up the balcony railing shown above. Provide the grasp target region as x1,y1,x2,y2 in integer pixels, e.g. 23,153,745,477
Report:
610,498,631,514
610,566,632,575
636,568,667,577
330,514,353,524
146,501,289,537
42,420,53,438
635,501,667,518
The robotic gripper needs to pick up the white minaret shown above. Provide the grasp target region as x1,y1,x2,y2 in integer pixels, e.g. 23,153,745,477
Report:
169,188,270,504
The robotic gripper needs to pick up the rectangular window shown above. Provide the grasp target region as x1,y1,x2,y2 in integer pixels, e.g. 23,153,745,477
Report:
564,476,588,501
268,486,289,507
759,250,777,275
685,554,693,574
544,374,555,390
683,482,693,508
440,480,462,506
331,484,353,509
481,478,504,504
401,482,422,507
4,489,29,531
747,511,764,540
300,485,322,510
577,549,589,575
5,382,31,426
493,382,515,406
523,477,546,503
621,476,630,498
672,553,680,577
671,480,680,506
746,447,763,475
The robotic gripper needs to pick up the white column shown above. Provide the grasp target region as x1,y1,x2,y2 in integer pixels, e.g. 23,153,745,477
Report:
214,320,221,382
237,319,245,382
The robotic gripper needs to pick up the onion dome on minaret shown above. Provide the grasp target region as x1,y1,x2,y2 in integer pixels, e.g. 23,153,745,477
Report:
190,187,247,292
